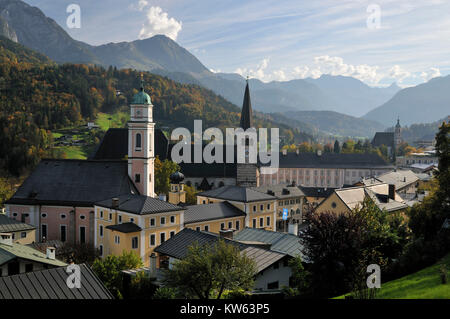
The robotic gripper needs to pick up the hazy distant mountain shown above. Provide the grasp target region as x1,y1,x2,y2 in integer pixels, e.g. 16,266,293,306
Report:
363,75,450,126
0,0,400,118
304,75,401,117
283,110,385,138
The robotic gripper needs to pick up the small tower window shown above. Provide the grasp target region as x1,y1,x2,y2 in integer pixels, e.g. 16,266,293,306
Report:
135,133,142,150
135,174,141,183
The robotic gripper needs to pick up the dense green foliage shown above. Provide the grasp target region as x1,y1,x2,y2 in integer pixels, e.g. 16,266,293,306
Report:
301,198,409,298
154,157,180,196
91,251,143,299
162,240,257,299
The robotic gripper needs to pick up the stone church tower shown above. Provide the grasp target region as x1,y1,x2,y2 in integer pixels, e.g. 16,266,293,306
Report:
236,80,259,187
128,75,155,197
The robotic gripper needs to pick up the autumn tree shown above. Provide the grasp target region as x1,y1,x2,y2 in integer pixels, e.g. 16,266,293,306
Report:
155,157,180,196
163,240,257,299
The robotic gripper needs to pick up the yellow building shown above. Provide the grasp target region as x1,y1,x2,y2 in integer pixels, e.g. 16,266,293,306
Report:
314,183,408,215
196,185,277,231
94,195,185,267
0,214,36,245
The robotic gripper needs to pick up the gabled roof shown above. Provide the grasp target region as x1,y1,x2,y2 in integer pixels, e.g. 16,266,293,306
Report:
261,152,393,169
334,183,407,212
299,186,336,198
233,227,304,258
91,128,169,161
362,170,419,190
0,214,35,233
184,202,246,224
0,242,67,267
251,184,305,199
372,132,394,148
154,228,286,273
198,185,276,203
95,194,184,215
0,264,113,299
106,222,142,233
6,159,138,207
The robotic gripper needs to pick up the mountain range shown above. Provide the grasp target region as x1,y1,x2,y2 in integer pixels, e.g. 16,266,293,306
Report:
1,0,448,133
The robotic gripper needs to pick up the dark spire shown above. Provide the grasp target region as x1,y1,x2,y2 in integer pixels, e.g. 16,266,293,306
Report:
240,79,253,130
140,73,144,92
396,116,401,128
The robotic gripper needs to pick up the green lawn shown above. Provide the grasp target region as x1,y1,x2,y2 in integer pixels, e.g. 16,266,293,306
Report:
336,254,450,299
96,111,129,131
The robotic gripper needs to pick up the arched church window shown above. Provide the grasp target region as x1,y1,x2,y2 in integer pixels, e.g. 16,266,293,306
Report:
136,133,142,150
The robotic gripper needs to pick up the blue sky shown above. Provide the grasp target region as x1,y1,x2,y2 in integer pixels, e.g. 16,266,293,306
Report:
25,0,450,87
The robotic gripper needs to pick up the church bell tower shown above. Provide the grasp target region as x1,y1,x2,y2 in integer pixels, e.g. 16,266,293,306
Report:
128,74,155,197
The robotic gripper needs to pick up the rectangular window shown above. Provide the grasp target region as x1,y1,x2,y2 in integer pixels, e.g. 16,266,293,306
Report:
259,217,264,227
115,235,120,244
252,219,256,228
41,224,47,240
109,213,112,221
132,237,138,249
253,205,256,212
170,215,175,224
228,221,233,229
221,223,225,230
260,204,264,211
150,234,156,246
150,218,155,227
135,174,141,183
100,211,103,219
266,216,270,227
99,245,103,257
130,218,134,223
21,232,27,239
196,226,201,231
60,225,67,242
160,217,166,225
170,231,175,238
118,215,122,224
204,225,209,232
99,225,103,237
267,204,270,210
160,232,166,243
236,220,240,230
80,226,86,244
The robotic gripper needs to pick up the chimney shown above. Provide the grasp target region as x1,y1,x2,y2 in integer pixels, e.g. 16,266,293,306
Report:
219,229,235,239
296,149,300,155
112,198,120,209
288,220,298,236
388,184,396,200
282,149,287,156
0,233,13,246
46,247,56,260
317,150,322,156
158,194,167,202
149,253,157,279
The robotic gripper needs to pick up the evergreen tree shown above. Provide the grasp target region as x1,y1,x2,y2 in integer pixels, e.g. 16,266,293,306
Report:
333,140,341,153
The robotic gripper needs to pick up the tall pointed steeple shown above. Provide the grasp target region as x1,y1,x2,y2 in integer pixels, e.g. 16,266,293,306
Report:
240,77,253,130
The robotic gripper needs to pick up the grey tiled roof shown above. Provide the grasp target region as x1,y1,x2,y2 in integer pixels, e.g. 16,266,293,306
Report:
362,170,419,190
184,202,246,224
251,184,305,199
106,222,142,233
198,185,275,203
0,264,113,299
299,186,336,198
154,228,286,273
233,227,304,258
95,194,184,215
263,152,393,169
0,243,67,267
0,214,35,233
91,128,170,161
371,132,394,148
6,159,138,207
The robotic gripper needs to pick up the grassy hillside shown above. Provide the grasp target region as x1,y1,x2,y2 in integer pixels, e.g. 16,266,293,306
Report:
336,254,450,299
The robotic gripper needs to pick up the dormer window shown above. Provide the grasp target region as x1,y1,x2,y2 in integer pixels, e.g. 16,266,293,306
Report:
135,133,142,151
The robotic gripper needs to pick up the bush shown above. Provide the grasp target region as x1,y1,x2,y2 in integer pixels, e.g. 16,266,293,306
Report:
153,287,178,299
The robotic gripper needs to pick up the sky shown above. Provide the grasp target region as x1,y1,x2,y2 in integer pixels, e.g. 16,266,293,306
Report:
24,0,450,87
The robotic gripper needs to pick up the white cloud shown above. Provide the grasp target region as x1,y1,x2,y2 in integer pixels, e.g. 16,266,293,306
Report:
235,58,270,80
388,65,412,83
421,67,441,82
138,6,182,41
